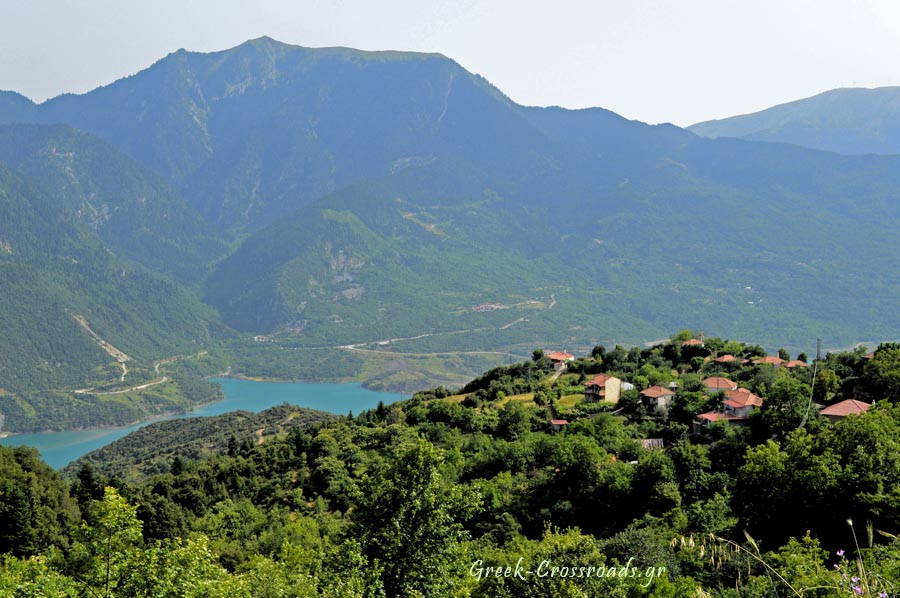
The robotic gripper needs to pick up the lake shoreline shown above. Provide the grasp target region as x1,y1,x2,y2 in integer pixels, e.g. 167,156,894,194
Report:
0,395,226,439
0,373,409,439
0,379,405,469
225,371,416,394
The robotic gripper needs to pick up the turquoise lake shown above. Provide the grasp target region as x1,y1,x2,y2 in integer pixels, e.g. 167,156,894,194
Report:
0,378,403,469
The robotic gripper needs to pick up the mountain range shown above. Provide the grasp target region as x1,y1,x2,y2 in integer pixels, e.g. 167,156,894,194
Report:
0,37,898,430
689,86,900,155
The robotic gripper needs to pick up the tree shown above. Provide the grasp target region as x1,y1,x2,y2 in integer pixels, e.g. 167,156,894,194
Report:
498,401,533,441
734,440,790,536
0,554,80,596
0,446,78,557
532,386,553,407
864,343,900,399
67,486,144,596
632,375,650,391
0,479,35,556
756,375,810,438
812,369,841,403
671,330,695,343
355,439,480,597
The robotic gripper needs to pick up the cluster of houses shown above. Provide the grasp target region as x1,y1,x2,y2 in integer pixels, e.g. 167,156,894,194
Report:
712,354,808,368
545,342,873,433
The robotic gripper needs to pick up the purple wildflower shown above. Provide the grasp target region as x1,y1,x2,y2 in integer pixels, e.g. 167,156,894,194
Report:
878,592,887,598
837,549,846,557
852,576,860,583
852,587,863,595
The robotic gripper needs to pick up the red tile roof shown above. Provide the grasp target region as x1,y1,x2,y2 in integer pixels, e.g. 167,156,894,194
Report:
784,360,808,368
820,399,871,418
724,389,764,407
682,339,704,346
641,385,676,398
549,419,569,425
547,351,574,362
586,374,614,386
714,354,740,363
753,355,785,366
697,411,746,422
703,377,737,391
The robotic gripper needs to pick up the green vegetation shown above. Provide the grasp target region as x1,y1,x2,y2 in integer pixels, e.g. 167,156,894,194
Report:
0,39,899,434
0,352,226,433
1,333,898,596
0,40,897,386
0,164,220,382
62,404,336,481
0,123,230,281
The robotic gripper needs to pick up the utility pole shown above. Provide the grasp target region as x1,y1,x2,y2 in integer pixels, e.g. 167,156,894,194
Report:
799,338,822,429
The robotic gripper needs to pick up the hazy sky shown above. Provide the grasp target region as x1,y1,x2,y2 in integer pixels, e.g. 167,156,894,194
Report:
3,0,900,125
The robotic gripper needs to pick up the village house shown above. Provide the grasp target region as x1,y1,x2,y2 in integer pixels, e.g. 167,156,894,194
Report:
640,385,676,414
546,351,575,371
583,374,622,404
694,388,764,431
702,376,738,393
753,355,786,366
549,418,569,432
722,388,764,417
819,399,871,423
713,354,748,364
641,438,665,450
694,411,746,429
784,360,808,368
682,338,704,347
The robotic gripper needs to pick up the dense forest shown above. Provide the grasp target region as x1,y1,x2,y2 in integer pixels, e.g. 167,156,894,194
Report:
1,332,898,596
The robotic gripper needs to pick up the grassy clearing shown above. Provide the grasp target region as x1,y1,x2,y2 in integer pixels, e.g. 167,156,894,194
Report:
496,393,536,407
558,393,583,409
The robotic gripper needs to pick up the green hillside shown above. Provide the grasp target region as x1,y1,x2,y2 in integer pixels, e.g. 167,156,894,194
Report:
2,336,899,596
0,157,226,430
62,404,336,481
207,136,900,353
0,124,230,280
0,39,897,431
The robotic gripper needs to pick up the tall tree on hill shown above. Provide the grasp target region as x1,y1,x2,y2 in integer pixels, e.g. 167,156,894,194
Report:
354,438,480,597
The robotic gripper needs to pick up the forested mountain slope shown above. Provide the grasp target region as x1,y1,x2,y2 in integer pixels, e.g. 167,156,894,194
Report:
0,38,897,423
0,124,229,280
0,158,224,425
207,127,900,350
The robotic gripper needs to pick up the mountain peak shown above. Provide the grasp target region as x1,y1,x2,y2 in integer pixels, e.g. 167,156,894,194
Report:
0,90,36,120
236,35,291,50
689,86,900,154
